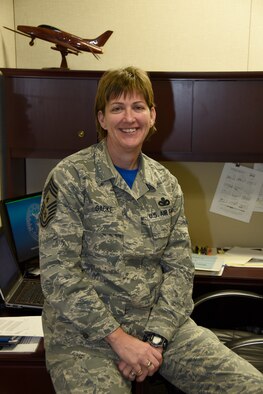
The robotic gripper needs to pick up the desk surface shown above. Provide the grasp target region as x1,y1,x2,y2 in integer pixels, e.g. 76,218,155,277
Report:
195,266,263,282
193,266,263,297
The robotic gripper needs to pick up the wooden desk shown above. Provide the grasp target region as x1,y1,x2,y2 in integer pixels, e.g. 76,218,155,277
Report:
193,266,263,329
193,266,263,298
0,337,55,394
0,267,262,393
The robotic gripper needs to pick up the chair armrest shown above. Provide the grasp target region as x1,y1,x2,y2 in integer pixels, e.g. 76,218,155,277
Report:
226,336,263,351
194,290,263,308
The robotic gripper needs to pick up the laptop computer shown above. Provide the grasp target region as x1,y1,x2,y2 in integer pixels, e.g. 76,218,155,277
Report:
0,192,42,267
0,229,44,309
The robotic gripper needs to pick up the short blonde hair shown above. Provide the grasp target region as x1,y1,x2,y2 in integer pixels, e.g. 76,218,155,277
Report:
95,66,156,141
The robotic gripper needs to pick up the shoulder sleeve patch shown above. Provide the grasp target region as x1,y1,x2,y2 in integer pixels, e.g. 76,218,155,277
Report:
39,177,58,228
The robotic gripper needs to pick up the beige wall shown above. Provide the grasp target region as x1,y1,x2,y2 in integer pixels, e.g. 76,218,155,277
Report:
0,0,262,247
0,0,16,68
11,0,263,71
0,0,16,204
162,162,262,248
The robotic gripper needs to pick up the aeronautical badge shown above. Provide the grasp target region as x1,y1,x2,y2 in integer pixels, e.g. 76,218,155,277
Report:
158,197,170,206
39,177,58,227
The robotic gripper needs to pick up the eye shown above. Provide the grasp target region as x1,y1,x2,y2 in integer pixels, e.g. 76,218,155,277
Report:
110,105,123,113
134,104,146,112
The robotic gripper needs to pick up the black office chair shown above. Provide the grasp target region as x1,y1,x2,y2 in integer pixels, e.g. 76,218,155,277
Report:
134,290,263,393
192,289,263,373
133,290,263,394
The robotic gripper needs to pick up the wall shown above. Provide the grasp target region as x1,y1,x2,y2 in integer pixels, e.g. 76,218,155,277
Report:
11,0,263,71
0,0,16,68
163,162,262,248
0,0,16,203
0,0,262,247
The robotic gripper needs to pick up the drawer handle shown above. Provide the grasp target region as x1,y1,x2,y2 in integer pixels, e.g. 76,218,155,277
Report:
78,130,85,138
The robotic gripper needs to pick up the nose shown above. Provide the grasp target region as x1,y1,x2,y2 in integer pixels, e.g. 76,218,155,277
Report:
123,108,135,122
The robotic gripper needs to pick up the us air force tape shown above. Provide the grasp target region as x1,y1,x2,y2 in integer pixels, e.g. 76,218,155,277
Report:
40,177,58,227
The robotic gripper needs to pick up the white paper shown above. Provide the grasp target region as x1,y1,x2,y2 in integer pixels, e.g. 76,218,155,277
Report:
226,246,263,259
210,163,263,222
254,163,263,212
225,246,263,267
223,255,251,266
0,316,43,337
0,336,41,353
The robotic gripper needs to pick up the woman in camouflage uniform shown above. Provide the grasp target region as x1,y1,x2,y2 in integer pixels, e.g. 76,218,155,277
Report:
39,66,263,393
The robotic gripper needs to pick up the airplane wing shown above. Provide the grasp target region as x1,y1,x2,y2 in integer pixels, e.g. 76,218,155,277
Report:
3,26,31,38
49,37,100,59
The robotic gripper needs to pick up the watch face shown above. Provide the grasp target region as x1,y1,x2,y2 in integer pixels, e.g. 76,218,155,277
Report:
152,336,162,345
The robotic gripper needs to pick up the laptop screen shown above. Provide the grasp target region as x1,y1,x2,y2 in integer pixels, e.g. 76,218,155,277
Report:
0,230,22,298
0,193,42,264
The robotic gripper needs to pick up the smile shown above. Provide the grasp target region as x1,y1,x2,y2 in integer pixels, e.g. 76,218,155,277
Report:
120,128,137,133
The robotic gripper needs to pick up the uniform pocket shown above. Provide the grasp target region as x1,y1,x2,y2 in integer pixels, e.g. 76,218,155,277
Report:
83,207,124,258
141,216,171,256
150,217,171,239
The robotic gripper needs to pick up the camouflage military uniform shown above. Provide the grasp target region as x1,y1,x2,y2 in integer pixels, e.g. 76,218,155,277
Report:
39,140,263,393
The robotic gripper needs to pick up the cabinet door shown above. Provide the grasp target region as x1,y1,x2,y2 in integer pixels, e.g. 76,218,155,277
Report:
6,77,98,157
192,80,263,157
143,79,192,160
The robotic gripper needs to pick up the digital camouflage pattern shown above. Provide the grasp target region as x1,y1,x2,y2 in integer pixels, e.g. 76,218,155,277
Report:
39,140,263,393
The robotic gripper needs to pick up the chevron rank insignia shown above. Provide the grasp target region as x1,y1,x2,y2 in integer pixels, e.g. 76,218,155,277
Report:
39,177,58,227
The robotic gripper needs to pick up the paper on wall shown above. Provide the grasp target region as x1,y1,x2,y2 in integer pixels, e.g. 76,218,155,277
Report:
253,163,263,213
210,163,263,223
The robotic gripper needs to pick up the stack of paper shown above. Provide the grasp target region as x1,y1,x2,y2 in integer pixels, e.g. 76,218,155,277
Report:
192,254,225,276
225,247,263,268
0,336,41,353
0,315,43,353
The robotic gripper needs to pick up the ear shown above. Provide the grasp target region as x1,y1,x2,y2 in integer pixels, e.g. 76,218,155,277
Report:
150,107,156,126
97,110,107,130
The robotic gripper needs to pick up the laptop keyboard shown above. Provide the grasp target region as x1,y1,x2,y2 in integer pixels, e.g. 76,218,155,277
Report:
14,280,44,306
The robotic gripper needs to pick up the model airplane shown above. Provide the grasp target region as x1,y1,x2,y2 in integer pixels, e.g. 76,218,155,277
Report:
4,24,113,68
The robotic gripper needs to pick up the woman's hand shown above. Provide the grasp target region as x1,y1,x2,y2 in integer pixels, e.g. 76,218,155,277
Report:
105,327,163,382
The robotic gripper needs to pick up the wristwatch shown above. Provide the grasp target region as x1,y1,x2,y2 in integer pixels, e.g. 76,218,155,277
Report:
143,332,168,350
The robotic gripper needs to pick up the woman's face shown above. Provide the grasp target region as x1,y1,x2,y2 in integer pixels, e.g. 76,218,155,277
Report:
97,91,156,156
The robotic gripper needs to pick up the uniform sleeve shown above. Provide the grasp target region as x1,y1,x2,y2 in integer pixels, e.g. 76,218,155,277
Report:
39,162,120,342
145,184,195,342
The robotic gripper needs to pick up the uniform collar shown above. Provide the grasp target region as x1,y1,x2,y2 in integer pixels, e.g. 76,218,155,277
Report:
94,139,158,193
94,139,116,184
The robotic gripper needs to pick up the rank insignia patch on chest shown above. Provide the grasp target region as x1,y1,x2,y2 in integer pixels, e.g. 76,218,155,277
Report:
39,177,58,227
158,197,170,206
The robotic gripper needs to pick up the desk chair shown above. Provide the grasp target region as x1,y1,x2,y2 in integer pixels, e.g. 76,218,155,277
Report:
133,289,263,393
192,289,263,373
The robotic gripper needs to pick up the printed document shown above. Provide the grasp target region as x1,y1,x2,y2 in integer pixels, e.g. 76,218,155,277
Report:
210,163,263,222
254,163,263,212
0,316,43,337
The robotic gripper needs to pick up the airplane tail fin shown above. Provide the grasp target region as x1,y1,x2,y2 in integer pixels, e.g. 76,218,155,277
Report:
87,30,113,47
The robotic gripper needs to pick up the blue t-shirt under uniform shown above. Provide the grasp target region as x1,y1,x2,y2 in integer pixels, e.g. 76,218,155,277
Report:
115,165,138,188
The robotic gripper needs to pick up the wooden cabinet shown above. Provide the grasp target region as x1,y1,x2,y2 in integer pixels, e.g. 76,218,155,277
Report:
192,79,263,161
1,69,263,197
143,79,192,159
4,72,98,158
1,69,101,197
